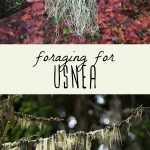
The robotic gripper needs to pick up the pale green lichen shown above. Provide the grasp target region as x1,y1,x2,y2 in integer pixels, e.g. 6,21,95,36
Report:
3,107,143,150
45,0,99,36
33,127,122,150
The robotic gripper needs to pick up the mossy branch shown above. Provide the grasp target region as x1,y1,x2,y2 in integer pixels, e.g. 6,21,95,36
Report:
2,106,146,150
0,95,63,148
15,112,63,129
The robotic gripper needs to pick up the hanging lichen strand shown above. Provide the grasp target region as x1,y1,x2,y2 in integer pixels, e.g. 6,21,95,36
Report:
0,95,63,149
45,0,99,36
15,112,63,130
3,106,143,150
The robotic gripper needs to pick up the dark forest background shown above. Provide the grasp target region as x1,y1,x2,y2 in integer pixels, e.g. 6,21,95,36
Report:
4,95,150,150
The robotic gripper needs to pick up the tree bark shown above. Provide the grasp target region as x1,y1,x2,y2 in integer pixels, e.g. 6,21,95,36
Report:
0,95,15,144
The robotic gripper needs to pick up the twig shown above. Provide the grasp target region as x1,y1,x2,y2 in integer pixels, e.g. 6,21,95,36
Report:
15,112,64,124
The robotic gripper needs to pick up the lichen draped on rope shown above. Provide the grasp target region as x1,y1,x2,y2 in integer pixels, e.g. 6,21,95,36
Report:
45,0,99,36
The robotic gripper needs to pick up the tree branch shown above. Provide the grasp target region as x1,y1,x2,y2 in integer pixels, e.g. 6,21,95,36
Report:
2,106,146,150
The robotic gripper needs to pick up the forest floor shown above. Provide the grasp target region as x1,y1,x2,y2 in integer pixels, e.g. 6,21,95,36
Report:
0,0,149,44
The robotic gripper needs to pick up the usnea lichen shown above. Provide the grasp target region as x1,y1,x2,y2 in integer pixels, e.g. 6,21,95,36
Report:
16,113,62,131
45,0,99,37
126,106,143,133
35,127,122,150
3,106,143,150
5,127,122,150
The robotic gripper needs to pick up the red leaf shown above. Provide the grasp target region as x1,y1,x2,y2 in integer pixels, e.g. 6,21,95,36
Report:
21,14,31,21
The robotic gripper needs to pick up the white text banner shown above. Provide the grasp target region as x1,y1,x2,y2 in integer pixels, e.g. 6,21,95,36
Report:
0,45,149,94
